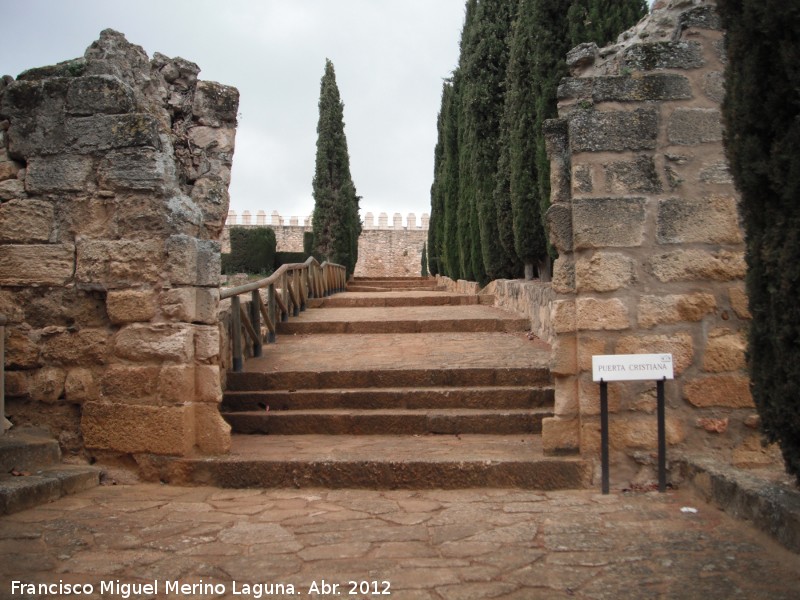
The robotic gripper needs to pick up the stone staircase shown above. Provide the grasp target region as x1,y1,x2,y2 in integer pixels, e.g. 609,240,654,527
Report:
0,428,101,514
137,278,591,489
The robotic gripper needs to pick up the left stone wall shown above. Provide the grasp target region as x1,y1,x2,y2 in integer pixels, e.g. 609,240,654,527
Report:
0,30,238,458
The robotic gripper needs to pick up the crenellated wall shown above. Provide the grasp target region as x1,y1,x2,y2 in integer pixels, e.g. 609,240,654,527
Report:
223,210,430,278
541,0,775,479
0,30,238,458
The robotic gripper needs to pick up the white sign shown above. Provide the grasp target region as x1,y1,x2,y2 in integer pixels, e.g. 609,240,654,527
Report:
592,353,674,382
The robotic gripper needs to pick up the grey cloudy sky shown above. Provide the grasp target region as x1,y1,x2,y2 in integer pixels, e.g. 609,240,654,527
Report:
1,0,466,224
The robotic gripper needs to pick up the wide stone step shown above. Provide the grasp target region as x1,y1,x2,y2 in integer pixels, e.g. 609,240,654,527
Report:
346,284,441,292
0,464,101,515
222,386,554,411
0,428,61,473
276,305,529,335
223,408,551,435
136,434,592,490
227,366,552,392
307,291,492,309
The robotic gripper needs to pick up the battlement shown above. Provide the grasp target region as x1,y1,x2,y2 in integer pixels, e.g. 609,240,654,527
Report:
226,210,429,230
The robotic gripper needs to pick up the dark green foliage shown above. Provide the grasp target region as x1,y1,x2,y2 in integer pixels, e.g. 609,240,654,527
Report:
421,242,429,277
274,252,310,269
223,227,276,275
428,83,448,277
718,0,800,484
567,0,647,47
442,78,463,280
312,59,361,277
303,231,315,257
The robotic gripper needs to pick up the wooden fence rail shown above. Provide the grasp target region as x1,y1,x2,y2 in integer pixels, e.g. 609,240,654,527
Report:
220,258,346,372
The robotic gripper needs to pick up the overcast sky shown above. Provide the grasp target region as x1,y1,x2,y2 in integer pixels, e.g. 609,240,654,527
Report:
1,0,466,224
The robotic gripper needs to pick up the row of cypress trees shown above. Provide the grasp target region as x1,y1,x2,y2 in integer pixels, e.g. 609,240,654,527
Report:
311,59,362,277
428,0,647,285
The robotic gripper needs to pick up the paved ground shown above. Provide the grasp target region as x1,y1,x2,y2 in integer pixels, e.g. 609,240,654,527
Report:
2,484,799,600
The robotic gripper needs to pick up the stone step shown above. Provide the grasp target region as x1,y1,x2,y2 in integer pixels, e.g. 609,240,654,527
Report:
227,366,552,392
307,292,493,309
276,305,529,335
0,428,61,473
222,386,554,412
222,408,552,436
0,464,101,515
346,284,441,292
136,434,592,490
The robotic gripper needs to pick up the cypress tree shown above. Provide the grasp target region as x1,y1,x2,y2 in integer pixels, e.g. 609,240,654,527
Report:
718,0,800,484
428,82,448,277
311,59,361,276
459,0,518,284
567,0,647,47
442,76,463,280
421,242,429,277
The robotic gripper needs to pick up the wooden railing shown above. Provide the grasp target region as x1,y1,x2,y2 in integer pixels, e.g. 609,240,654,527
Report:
220,258,346,372
1,313,9,434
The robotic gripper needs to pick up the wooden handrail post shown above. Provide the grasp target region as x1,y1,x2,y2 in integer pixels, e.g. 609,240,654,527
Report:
1,314,9,434
231,296,244,372
250,290,263,357
281,271,289,321
267,282,277,343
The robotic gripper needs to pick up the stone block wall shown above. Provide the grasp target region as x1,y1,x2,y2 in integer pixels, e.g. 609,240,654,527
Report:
223,211,430,278
542,0,772,477
0,30,238,457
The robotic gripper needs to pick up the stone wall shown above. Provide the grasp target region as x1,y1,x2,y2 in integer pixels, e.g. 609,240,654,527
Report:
541,0,773,478
223,211,430,278
0,30,238,457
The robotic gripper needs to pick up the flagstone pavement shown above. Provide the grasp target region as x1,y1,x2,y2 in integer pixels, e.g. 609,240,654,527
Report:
2,483,799,600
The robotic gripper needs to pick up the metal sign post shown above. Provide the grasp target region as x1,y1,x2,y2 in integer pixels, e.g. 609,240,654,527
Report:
592,353,674,494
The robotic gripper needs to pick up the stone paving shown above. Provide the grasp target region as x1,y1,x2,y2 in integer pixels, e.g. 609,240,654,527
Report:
1,483,799,600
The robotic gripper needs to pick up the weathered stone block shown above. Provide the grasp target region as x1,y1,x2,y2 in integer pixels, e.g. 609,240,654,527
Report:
702,71,726,104
551,336,577,376
658,195,742,245
0,158,23,182
0,244,75,286
192,80,240,127
5,327,41,369
191,177,230,238
160,287,220,324
64,368,98,403
552,300,576,334
0,178,25,201
65,113,161,153
100,365,159,400
554,376,578,417
81,401,195,455
65,74,135,115
667,108,723,145
638,293,717,328
158,364,195,404
542,416,580,455
604,155,662,195
25,155,95,194
1,78,70,157
649,249,746,283
194,325,221,362
684,374,753,408
167,235,221,287
113,323,195,362
572,164,593,194
573,198,646,249
75,239,163,288
195,365,222,403
551,257,576,294
698,160,733,184
576,298,630,331
616,332,694,375
729,284,751,319
5,370,30,398
30,367,66,403
577,336,607,372
569,109,658,153
575,252,636,293
97,148,171,191
566,43,598,72
560,74,693,103
545,203,573,253
622,41,704,71
581,417,685,452
194,403,231,455
42,328,108,365
579,374,624,416
703,329,746,373
679,6,722,31
0,199,54,243
188,126,235,153
106,289,157,324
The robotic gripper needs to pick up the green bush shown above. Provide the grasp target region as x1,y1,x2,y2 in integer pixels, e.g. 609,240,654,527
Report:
223,226,276,275
275,252,309,269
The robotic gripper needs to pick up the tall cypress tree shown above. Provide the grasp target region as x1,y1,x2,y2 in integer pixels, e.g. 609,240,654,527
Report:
567,0,648,47
718,0,800,485
459,0,518,284
312,59,361,276
428,82,448,277
442,75,463,280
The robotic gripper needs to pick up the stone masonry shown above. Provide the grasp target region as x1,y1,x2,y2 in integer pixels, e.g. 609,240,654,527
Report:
223,210,430,278
0,30,238,458
541,0,771,478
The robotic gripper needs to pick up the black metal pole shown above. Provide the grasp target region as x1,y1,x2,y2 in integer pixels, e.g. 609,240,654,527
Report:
600,379,609,494
657,377,667,492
